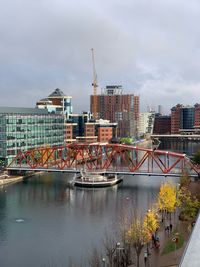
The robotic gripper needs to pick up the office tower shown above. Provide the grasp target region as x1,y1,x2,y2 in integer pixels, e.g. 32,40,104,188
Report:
0,107,64,165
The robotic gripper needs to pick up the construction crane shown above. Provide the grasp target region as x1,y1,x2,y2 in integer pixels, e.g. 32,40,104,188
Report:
91,48,98,120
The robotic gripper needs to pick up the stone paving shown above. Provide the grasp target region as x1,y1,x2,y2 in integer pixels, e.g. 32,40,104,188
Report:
132,180,200,267
128,217,190,267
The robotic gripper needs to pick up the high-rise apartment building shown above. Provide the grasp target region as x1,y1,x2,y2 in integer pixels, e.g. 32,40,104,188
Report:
90,85,139,137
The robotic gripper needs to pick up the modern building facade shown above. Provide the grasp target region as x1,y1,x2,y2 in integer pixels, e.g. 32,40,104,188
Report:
181,107,194,131
0,107,64,165
171,104,197,134
36,88,73,118
90,85,139,137
66,112,93,142
67,113,117,143
171,104,183,134
138,112,155,137
88,119,117,143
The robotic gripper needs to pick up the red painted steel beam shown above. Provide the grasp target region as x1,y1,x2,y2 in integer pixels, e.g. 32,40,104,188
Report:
7,143,200,176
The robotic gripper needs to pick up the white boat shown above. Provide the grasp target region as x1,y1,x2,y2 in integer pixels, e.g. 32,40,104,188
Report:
73,170,123,188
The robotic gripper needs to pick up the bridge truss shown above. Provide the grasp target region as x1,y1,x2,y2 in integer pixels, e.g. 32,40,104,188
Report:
7,144,199,176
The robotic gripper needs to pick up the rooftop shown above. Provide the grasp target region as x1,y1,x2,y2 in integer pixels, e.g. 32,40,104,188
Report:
0,106,49,115
48,88,72,99
48,88,65,97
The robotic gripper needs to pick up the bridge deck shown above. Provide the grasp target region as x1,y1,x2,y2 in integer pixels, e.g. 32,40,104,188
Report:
7,167,198,178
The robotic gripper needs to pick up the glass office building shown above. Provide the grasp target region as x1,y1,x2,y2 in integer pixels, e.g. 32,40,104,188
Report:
181,107,195,130
0,107,64,166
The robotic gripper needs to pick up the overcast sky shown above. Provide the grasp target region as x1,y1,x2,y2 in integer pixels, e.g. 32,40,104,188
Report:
0,0,200,114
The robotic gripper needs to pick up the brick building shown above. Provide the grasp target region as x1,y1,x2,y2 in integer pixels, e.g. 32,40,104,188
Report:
67,113,117,144
171,104,196,134
90,85,139,137
194,103,200,130
171,104,183,134
153,114,171,134
83,120,117,143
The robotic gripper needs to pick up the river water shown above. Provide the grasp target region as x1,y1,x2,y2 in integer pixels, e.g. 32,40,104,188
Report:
0,141,198,267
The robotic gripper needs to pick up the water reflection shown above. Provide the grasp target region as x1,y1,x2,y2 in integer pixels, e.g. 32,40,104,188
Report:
0,142,184,267
0,189,7,242
159,139,200,155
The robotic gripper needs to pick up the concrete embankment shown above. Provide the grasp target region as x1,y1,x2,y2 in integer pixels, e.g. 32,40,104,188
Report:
134,139,153,148
0,176,23,186
0,171,43,186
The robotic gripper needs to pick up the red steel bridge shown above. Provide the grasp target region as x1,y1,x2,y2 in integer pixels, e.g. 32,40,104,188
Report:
7,143,200,177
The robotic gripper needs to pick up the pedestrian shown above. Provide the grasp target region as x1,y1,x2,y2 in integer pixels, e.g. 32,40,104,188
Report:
155,240,160,248
170,223,173,232
151,233,155,245
165,224,170,236
144,251,148,265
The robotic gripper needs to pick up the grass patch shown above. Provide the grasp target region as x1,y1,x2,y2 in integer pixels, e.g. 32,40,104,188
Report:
161,230,184,255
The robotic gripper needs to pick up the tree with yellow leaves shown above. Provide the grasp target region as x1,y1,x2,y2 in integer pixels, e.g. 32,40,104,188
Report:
177,187,200,220
157,182,177,222
144,209,159,235
125,214,152,267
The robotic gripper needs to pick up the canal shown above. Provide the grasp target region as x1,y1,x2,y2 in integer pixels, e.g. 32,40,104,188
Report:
0,141,198,267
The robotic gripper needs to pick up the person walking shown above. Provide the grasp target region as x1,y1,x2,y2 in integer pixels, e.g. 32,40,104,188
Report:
170,223,173,233
144,251,148,265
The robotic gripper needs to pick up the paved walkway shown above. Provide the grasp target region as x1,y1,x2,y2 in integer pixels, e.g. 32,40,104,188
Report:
145,217,184,267
129,215,188,267
134,181,200,267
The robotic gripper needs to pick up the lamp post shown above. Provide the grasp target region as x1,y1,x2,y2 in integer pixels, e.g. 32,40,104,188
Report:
116,242,121,267
176,183,180,215
116,242,125,267
102,257,106,267
146,209,151,255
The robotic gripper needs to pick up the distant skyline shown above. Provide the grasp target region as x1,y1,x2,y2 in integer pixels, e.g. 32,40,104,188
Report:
0,0,200,114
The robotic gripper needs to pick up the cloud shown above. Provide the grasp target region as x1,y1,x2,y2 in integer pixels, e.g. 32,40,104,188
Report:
0,0,199,113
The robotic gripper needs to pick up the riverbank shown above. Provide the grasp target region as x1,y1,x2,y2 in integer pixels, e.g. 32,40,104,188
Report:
0,171,44,186
136,138,153,148
0,175,23,186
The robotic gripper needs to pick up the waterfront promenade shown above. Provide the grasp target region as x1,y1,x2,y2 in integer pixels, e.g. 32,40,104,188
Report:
0,172,23,186
129,180,200,267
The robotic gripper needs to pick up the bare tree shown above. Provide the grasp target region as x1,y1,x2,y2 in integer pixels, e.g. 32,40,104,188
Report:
88,247,102,267
103,230,117,267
